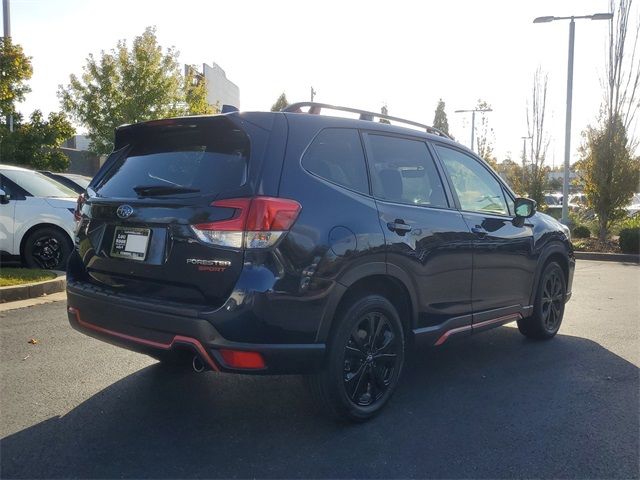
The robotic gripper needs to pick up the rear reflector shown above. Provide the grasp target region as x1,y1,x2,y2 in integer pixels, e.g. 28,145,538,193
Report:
219,349,266,369
191,197,301,249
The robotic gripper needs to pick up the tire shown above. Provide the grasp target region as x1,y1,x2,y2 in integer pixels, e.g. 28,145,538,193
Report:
23,227,72,271
309,295,405,422
518,261,566,339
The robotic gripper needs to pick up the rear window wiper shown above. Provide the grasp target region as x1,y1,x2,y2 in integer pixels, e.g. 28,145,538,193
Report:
133,185,200,196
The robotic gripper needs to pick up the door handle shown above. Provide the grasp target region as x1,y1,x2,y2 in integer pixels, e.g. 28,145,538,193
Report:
471,225,487,237
387,220,412,236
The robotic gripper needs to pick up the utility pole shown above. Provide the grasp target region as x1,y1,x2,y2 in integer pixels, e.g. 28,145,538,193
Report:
3,0,13,132
562,19,575,225
310,86,316,102
454,106,492,152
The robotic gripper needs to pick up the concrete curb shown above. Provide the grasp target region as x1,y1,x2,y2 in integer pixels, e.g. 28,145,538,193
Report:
575,251,640,263
0,271,66,303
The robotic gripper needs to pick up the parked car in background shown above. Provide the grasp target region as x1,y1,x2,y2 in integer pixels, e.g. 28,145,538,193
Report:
625,193,640,217
543,193,563,220
0,164,77,269
67,103,574,421
38,171,91,194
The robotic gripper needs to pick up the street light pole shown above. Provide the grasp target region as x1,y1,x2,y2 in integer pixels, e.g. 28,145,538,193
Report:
562,19,576,226
533,11,613,225
454,107,492,152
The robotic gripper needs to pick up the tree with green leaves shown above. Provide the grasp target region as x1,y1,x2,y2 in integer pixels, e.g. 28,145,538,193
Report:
184,65,217,115
432,99,449,135
59,26,211,154
1,110,74,171
0,39,74,171
271,93,289,112
577,116,639,240
0,38,33,122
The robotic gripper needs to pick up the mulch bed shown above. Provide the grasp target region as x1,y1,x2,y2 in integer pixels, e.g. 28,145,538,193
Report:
572,237,621,253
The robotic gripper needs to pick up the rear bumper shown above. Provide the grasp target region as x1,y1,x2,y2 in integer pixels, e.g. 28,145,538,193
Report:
66,283,326,374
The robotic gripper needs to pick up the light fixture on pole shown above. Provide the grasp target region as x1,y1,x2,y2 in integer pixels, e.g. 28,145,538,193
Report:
533,11,613,225
454,107,493,152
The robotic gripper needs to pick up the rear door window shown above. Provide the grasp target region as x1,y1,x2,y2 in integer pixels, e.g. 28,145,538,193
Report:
364,134,448,208
93,118,249,198
302,128,369,194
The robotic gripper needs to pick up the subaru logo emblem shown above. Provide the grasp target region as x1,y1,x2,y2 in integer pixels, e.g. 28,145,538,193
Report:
116,205,134,219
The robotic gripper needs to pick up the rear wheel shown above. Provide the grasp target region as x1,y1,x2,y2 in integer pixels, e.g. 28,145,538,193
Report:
518,261,566,339
23,227,72,271
309,295,405,422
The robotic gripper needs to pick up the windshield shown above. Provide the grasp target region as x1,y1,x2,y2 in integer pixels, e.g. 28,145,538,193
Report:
2,169,77,198
93,118,249,199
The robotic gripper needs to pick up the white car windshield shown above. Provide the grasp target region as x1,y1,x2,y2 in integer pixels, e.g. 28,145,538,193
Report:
2,169,77,198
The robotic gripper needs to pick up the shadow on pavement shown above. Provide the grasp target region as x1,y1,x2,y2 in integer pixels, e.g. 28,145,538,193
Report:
1,327,638,479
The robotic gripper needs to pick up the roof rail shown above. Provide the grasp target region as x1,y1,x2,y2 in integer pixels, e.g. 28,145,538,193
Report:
282,102,451,139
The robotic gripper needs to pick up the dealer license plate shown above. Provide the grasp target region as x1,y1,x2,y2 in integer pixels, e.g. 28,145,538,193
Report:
111,226,151,261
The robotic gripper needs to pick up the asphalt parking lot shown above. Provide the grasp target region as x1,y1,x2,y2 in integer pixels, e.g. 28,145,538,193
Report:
1,260,638,479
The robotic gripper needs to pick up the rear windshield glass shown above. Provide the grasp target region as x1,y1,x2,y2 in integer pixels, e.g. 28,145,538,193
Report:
92,117,249,198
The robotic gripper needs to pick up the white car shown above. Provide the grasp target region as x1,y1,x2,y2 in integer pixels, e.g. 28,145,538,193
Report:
0,164,78,270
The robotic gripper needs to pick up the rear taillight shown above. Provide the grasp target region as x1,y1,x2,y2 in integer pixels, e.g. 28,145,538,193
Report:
74,193,85,223
191,197,301,249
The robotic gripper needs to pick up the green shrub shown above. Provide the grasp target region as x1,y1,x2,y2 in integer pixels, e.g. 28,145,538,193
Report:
619,227,640,254
573,225,591,238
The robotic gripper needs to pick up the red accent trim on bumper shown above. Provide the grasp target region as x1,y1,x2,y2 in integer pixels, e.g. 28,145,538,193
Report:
68,307,220,371
434,313,522,346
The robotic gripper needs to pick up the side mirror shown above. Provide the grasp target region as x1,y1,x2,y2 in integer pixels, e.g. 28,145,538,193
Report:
514,197,536,218
0,188,10,205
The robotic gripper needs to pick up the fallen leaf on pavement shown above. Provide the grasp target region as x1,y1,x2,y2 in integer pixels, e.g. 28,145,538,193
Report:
28,338,38,345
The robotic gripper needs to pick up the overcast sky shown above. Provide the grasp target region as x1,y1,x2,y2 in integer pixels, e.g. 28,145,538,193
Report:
10,0,637,165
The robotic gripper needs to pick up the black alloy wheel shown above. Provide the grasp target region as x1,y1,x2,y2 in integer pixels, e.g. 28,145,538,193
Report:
24,228,72,271
541,268,564,332
343,311,400,407
517,261,566,339
309,295,405,422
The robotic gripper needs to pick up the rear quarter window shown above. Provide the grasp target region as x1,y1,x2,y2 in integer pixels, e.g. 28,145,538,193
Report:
302,128,369,194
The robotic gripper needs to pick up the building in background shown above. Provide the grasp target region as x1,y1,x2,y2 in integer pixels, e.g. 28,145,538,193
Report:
61,135,102,176
186,62,240,112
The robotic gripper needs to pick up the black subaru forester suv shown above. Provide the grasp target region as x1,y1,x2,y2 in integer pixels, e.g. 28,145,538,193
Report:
68,102,574,421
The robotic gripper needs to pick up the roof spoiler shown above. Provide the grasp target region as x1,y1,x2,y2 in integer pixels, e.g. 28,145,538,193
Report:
221,104,239,113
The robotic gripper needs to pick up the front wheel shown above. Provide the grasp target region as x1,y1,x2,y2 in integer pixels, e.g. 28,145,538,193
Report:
518,261,566,339
309,295,405,422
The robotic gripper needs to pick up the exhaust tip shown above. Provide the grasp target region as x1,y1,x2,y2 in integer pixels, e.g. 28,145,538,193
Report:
192,355,205,373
